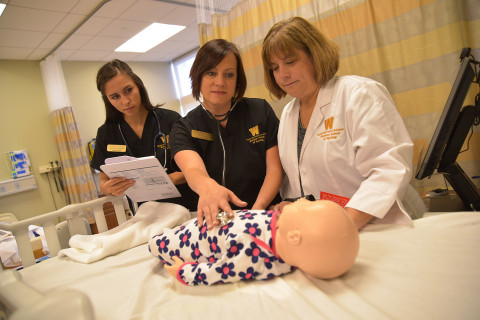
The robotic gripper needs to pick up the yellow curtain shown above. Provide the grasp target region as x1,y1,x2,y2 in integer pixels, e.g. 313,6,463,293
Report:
196,0,480,195
50,106,98,204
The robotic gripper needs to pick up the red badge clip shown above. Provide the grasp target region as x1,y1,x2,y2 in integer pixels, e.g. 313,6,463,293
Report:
320,192,350,208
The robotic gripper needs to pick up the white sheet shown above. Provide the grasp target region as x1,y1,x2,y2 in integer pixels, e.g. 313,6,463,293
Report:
58,201,190,263
19,212,480,320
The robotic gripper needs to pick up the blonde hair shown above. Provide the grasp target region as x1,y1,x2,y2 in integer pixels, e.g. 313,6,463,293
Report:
262,17,340,99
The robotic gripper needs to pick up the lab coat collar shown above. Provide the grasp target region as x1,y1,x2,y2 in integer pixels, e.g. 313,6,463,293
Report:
297,77,337,161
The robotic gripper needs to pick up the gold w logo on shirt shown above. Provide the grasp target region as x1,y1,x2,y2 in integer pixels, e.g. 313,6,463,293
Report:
249,125,260,136
325,117,334,130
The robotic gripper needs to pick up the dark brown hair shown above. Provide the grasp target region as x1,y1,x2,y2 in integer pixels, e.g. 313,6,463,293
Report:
96,59,160,122
190,39,247,102
262,17,340,99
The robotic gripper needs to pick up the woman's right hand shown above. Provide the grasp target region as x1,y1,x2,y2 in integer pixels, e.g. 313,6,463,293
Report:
99,172,135,196
197,179,247,230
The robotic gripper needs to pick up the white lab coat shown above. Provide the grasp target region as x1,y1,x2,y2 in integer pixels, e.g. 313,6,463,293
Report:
279,75,423,225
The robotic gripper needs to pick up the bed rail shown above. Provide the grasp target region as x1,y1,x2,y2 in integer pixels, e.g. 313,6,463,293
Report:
1,196,126,268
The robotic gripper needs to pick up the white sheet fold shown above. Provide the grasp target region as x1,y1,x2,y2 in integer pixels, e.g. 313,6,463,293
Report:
58,202,190,263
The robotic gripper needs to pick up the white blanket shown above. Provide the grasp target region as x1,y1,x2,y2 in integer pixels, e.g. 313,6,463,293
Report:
58,202,190,263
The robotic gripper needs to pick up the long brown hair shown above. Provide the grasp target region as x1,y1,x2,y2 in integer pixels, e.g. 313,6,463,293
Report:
96,59,162,122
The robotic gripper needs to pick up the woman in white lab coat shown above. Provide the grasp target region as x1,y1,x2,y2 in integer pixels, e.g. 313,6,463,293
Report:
262,17,424,229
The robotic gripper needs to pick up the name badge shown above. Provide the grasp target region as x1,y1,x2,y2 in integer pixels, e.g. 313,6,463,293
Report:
107,144,127,152
191,130,214,141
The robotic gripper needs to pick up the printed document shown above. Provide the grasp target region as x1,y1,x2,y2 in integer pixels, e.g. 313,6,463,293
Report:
100,156,180,202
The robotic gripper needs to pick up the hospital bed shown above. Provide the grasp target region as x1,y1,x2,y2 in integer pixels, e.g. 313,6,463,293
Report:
0,197,479,320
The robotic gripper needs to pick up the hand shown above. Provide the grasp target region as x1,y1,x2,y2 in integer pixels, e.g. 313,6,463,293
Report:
197,180,247,230
103,176,135,196
270,200,293,212
165,256,183,278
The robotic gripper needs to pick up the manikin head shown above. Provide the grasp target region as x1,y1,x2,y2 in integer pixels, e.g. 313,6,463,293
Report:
275,199,359,279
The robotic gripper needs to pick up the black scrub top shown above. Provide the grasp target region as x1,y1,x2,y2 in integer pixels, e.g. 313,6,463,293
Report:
170,98,281,209
91,107,198,211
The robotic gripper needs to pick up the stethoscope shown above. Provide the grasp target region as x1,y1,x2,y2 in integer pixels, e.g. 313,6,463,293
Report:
117,110,167,169
200,100,238,186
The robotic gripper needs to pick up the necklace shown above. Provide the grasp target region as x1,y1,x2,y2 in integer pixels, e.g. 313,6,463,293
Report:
200,100,239,122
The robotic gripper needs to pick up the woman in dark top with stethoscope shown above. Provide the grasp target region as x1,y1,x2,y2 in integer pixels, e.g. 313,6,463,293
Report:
90,59,197,211
170,40,283,229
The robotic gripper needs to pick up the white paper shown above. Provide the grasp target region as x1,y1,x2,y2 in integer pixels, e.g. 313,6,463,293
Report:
100,156,180,202
105,156,136,164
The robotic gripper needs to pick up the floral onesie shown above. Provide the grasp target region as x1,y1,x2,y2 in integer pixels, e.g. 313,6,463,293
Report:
148,209,295,285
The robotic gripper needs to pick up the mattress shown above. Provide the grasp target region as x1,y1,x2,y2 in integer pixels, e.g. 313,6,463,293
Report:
17,211,480,320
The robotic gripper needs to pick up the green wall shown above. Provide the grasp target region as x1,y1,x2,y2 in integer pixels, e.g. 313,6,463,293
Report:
0,59,179,220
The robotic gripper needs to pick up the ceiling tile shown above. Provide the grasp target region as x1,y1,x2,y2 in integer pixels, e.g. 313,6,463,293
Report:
0,29,47,48
38,32,68,49
81,35,126,51
55,49,76,60
0,47,34,60
170,26,200,43
71,0,110,15
0,6,65,32
98,18,148,37
7,0,79,12
0,0,201,62
74,16,113,35
67,50,111,61
53,13,86,33
27,48,52,60
155,6,197,27
118,0,176,22
94,0,137,19
60,34,94,50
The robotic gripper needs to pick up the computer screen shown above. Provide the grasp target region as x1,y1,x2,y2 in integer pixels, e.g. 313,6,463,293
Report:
415,48,480,210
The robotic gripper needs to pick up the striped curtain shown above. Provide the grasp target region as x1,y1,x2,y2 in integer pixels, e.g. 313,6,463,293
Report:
50,106,97,204
196,0,480,195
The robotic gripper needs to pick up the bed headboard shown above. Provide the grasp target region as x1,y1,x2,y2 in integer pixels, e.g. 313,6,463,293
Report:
1,196,126,268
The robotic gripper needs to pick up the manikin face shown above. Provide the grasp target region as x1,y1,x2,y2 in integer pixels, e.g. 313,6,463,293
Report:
104,73,143,118
269,48,319,102
200,52,238,110
274,199,360,279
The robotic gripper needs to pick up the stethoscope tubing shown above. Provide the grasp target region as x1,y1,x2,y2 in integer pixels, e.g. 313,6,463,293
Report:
117,110,167,168
200,100,238,187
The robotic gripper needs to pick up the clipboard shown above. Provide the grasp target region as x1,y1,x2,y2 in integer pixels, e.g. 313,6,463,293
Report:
100,156,181,202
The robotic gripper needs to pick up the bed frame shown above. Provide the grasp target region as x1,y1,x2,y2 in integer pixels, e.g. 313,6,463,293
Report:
0,196,126,268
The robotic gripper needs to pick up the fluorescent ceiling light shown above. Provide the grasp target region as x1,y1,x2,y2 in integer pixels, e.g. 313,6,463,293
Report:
0,4,6,17
115,23,185,53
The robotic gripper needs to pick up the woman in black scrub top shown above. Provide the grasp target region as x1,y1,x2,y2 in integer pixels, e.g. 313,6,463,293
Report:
170,39,283,229
91,59,197,211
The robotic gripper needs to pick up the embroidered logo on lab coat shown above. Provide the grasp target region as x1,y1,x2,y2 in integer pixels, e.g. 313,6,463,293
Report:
246,125,266,144
317,116,344,141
